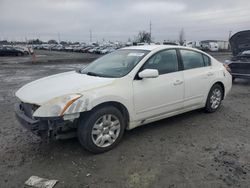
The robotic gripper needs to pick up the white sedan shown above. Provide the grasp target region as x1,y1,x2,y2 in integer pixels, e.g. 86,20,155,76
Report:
15,45,232,153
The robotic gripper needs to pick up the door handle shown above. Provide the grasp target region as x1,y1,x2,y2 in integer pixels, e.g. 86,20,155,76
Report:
173,80,183,86
207,72,214,76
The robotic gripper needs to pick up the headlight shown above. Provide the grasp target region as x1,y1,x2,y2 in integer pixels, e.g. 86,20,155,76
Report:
33,94,82,117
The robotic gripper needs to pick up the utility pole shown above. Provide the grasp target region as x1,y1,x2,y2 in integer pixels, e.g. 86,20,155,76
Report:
149,20,152,43
89,29,92,43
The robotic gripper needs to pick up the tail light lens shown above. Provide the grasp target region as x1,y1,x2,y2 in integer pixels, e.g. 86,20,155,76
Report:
223,64,231,73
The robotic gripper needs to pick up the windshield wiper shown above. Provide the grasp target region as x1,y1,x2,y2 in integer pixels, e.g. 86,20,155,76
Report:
86,72,100,76
86,71,110,77
83,71,115,78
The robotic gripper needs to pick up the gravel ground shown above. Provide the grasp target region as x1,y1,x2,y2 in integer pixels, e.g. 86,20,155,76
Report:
0,50,249,188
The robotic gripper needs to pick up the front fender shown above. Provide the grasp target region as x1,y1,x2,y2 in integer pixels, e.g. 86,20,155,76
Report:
63,94,134,121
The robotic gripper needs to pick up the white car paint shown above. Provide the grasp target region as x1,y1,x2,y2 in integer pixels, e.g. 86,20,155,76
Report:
16,71,115,104
15,45,232,129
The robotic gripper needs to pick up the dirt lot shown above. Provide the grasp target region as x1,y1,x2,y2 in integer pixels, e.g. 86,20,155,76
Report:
0,50,250,188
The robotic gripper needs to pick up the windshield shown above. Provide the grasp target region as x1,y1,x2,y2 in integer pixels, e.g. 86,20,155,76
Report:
80,49,149,78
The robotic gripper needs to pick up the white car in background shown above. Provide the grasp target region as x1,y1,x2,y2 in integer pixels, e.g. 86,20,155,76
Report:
209,42,219,52
15,45,232,153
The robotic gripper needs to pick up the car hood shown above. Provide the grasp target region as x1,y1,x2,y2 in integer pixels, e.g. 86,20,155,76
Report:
16,71,115,105
230,30,250,56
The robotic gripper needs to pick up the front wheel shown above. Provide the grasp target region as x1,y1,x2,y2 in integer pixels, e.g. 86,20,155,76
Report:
77,106,125,153
205,84,223,113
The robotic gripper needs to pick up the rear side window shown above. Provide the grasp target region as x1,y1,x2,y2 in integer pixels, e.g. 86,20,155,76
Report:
180,50,205,70
142,49,178,75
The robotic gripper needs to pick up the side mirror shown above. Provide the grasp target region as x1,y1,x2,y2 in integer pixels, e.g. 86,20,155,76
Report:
138,69,159,79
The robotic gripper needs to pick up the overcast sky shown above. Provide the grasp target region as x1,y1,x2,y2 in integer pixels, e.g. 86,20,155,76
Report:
1,0,250,43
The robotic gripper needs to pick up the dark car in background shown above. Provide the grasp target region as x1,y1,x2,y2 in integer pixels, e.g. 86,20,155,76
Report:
226,30,250,81
0,46,26,56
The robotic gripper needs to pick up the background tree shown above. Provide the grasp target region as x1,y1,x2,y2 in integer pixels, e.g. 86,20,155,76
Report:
179,28,185,46
137,31,151,43
48,39,58,44
60,41,68,45
28,39,43,44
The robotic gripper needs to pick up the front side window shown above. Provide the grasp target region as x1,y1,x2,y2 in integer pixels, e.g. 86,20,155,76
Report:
142,49,178,75
80,49,149,78
180,50,205,70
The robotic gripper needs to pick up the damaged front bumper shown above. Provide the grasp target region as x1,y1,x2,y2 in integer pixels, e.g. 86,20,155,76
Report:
15,103,77,140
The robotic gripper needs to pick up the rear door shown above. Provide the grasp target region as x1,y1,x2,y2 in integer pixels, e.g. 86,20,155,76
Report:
179,49,214,108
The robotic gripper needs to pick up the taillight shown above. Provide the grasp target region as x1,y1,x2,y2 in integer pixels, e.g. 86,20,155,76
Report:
223,64,231,73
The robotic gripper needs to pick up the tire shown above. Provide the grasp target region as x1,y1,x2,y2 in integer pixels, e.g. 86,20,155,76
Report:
205,84,223,113
232,77,236,82
77,106,126,153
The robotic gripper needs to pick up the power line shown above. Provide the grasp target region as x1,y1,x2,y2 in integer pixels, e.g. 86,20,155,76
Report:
149,20,152,36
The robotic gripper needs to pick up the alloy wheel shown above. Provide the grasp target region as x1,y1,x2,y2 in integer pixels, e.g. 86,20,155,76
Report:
210,88,222,109
91,114,121,148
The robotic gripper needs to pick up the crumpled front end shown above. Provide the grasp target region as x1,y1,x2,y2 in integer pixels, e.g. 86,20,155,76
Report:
15,102,77,140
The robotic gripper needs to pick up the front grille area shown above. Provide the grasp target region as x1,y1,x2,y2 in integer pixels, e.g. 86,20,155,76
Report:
20,102,40,119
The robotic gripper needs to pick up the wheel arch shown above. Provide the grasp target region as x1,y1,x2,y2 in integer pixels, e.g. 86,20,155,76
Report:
87,101,130,127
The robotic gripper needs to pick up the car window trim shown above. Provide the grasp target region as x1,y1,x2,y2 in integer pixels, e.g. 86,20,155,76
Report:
177,48,211,71
202,54,211,66
134,48,181,80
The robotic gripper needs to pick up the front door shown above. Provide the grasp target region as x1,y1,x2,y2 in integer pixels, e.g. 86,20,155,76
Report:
133,49,184,121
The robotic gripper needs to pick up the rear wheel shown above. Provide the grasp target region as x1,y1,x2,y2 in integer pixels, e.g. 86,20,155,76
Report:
205,84,223,113
77,106,125,153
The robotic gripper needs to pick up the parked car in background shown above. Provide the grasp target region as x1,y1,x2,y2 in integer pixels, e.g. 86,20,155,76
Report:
100,48,109,54
81,46,92,53
64,46,74,52
30,42,120,54
72,46,85,52
163,42,178,46
225,30,250,81
208,42,219,52
15,46,33,55
88,47,98,53
15,45,232,153
0,46,26,56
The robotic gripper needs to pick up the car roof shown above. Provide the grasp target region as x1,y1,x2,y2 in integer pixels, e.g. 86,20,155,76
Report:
122,45,196,52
